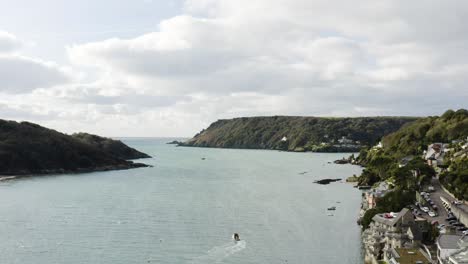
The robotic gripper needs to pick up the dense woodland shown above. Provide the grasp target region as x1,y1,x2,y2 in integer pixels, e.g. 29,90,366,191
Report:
0,120,150,176
181,116,418,152
381,109,468,158
72,133,150,160
440,141,468,201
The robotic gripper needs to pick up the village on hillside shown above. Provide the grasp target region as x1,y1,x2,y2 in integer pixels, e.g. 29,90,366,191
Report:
360,138,468,264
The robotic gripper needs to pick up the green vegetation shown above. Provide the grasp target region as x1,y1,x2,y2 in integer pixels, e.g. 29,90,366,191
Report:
360,189,416,229
382,109,468,159
357,109,467,230
346,175,359,182
0,120,150,176
73,133,151,160
357,154,435,188
182,116,417,152
440,149,468,200
357,109,466,187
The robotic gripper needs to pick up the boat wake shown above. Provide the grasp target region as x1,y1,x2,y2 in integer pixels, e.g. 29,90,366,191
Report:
189,240,246,263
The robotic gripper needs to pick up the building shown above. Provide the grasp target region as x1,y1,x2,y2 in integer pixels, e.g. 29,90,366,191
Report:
424,143,449,167
363,208,426,264
388,247,432,264
363,182,390,210
437,235,468,264
338,136,354,144
448,247,468,264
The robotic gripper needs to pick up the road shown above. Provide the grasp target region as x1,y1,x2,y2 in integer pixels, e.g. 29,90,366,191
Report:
417,177,468,234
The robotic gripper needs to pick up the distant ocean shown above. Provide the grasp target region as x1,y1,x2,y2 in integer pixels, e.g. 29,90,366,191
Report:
0,138,363,263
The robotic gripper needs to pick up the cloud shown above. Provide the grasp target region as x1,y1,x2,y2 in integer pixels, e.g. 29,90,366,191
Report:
0,102,59,120
0,31,21,53
2,1,468,136
0,31,71,94
0,55,71,93
67,1,468,100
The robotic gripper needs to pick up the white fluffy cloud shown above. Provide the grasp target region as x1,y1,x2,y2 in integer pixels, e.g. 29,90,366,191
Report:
0,31,71,93
1,1,468,136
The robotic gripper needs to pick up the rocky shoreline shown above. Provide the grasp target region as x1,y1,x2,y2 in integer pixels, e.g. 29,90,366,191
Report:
0,119,153,179
0,162,151,180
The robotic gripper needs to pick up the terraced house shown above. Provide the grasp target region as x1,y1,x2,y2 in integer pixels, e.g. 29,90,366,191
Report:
363,208,431,264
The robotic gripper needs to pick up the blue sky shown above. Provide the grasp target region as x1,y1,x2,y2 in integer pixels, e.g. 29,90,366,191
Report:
0,0,467,136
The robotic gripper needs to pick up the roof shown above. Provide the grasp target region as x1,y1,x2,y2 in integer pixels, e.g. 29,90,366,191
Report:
373,208,411,227
438,235,464,249
449,247,468,264
391,248,431,264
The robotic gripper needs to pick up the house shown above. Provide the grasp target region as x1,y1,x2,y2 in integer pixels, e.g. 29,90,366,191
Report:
364,182,390,210
281,136,288,142
424,143,449,167
388,247,432,264
362,208,426,264
436,235,468,264
372,141,383,150
338,136,354,144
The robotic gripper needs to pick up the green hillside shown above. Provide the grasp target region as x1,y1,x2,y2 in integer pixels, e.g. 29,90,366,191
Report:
73,133,151,160
181,116,418,152
357,109,468,199
382,109,468,158
0,120,150,176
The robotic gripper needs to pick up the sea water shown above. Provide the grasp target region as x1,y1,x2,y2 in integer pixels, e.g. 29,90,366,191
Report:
0,138,363,263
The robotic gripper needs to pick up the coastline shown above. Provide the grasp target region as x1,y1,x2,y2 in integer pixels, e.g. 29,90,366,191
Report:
176,144,363,153
0,162,151,181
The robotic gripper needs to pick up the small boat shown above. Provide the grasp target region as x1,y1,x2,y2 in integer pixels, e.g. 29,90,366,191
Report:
327,206,336,211
233,233,240,241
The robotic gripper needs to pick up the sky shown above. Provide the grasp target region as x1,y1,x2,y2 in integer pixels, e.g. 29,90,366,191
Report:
0,0,467,137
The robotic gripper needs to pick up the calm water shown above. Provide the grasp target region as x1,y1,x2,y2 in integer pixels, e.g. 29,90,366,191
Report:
0,138,363,263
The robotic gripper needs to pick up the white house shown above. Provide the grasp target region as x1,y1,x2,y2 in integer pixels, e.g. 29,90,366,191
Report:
424,143,449,166
338,136,354,144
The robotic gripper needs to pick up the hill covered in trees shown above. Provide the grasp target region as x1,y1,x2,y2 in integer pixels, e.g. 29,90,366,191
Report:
0,120,150,176
380,109,468,159
72,133,151,160
356,109,467,229
356,109,468,198
181,116,418,152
